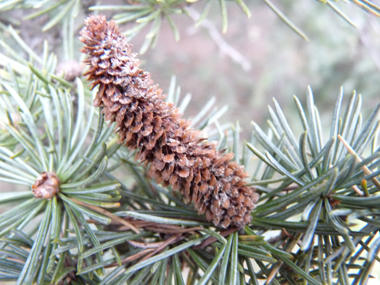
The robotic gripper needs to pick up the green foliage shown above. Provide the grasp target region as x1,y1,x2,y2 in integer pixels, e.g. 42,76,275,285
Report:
247,87,380,283
1,1,380,284
0,0,81,31
89,0,251,52
1,0,380,52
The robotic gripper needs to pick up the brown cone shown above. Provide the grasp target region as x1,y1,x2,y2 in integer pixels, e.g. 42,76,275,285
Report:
79,15,259,228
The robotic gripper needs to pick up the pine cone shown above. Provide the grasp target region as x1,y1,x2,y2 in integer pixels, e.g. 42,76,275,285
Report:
80,15,259,228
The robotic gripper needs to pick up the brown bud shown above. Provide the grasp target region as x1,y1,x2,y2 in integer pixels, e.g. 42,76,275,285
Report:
56,60,85,82
32,172,60,199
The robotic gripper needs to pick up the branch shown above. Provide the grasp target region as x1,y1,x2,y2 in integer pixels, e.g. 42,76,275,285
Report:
185,7,252,71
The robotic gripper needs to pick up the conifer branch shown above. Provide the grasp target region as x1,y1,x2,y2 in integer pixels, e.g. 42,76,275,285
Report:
1,2,380,283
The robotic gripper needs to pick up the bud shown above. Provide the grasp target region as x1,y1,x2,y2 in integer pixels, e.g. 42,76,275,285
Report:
32,172,60,199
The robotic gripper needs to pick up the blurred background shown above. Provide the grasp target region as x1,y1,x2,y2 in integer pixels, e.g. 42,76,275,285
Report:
3,0,380,141
113,0,380,141
135,0,380,140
